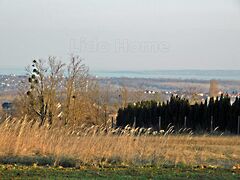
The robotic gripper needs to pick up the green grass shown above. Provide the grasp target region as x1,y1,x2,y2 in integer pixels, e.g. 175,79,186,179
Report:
0,164,239,180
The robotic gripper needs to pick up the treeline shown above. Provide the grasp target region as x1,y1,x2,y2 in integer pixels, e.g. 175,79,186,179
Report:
116,95,240,134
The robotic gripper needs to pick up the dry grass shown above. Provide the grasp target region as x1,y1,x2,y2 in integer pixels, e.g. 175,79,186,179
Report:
0,116,239,168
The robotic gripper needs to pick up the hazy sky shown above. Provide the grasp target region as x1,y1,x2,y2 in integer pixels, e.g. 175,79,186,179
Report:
0,0,240,70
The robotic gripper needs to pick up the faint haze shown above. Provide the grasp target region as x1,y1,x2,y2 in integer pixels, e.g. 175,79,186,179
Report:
0,0,240,70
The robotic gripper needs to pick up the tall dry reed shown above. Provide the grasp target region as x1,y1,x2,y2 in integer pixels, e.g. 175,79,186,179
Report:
0,116,239,168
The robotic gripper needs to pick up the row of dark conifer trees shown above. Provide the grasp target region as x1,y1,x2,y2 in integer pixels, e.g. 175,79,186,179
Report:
116,95,240,133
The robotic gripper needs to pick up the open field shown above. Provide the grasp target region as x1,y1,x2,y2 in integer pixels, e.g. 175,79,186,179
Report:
0,117,239,179
0,134,239,168
0,164,239,179
98,77,240,93
0,119,239,167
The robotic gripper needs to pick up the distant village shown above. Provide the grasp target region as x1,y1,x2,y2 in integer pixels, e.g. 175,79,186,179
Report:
0,74,25,93
1,75,240,115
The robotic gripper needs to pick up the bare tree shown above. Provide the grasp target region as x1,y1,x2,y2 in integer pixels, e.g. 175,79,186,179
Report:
22,57,65,126
62,55,89,125
119,86,128,108
17,55,92,127
101,84,111,127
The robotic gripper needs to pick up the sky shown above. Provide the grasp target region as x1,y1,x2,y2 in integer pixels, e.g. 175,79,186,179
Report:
0,0,240,71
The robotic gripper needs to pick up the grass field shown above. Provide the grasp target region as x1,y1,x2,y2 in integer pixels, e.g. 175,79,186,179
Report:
0,117,239,179
0,164,239,179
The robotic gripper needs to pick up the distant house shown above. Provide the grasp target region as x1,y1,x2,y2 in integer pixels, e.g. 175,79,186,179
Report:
144,90,157,94
2,102,13,111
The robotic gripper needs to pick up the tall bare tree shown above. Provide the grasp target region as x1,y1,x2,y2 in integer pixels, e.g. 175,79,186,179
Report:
22,57,65,126
17,56,92,127
63,55,89,125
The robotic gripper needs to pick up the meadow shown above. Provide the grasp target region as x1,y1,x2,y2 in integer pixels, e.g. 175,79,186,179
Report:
0,116,239,179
